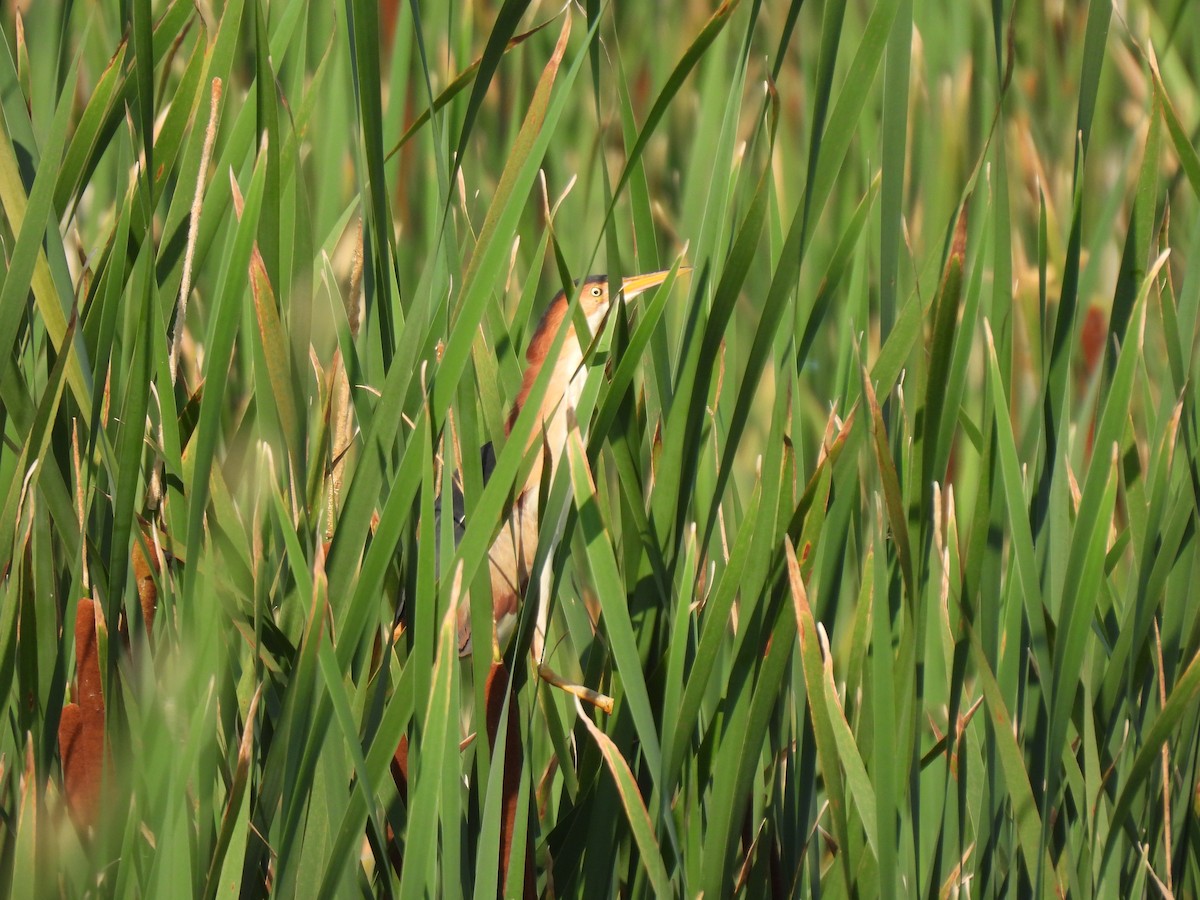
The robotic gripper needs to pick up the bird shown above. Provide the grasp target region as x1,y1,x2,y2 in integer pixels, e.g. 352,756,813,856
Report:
418,268,686,662
382,268,685,890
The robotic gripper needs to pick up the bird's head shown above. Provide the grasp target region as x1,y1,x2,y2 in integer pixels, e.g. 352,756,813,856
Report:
573,269,684,331
507,267,687,436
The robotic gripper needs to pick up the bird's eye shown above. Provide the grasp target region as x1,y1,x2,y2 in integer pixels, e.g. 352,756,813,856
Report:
591,286,602,297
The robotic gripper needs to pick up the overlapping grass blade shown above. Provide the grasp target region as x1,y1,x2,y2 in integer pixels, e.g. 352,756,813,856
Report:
6,2,1200,896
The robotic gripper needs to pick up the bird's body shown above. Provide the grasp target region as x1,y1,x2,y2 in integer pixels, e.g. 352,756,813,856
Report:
388,268,683,893
422,269,683,657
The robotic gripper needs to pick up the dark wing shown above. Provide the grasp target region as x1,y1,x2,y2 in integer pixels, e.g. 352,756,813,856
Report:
435,439,495,559
393,441,495,631
480,439,497,486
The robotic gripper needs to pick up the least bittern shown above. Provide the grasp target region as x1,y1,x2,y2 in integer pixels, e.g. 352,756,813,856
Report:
401,267,686,697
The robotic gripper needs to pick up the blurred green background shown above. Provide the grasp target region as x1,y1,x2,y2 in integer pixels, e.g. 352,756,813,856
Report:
2,0,1199,895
